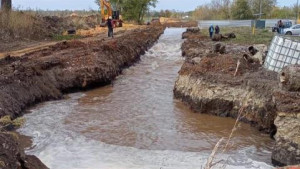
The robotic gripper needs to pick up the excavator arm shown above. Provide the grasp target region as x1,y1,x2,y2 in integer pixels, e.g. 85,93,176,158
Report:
99,0,123,27
100,0,113,22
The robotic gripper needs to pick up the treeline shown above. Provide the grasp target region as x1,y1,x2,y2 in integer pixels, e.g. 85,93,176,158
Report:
150,10,192,19
193,0,297,20
27,10,99,17
95,0,158,24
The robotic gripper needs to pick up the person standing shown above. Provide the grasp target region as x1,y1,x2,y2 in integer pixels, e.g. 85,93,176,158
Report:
209,25,214,38
278,20,283,34
107,16,114,38
215,25,220,34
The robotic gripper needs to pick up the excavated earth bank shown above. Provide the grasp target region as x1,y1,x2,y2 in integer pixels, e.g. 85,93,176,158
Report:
0,25,164,169
174,30,300,166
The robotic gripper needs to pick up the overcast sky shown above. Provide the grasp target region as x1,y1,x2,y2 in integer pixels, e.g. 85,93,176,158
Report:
13,0,296,11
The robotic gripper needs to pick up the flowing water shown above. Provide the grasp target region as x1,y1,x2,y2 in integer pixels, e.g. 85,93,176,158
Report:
19,28,274,169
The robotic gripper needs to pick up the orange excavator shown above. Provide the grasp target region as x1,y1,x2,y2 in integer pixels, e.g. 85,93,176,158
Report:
99,0,122,27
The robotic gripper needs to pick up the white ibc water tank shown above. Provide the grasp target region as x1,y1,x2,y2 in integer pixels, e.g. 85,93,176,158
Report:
264,35,300,72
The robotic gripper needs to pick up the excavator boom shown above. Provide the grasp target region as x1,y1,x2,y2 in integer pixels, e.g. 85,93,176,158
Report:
99,0,122,27
100,0,112,22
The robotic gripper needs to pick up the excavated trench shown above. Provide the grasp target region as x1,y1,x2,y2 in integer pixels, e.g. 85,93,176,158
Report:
17,28,274,169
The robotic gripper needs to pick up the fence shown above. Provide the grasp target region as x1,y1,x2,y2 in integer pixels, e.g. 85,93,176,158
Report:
198,19,288,28
264,35,300,72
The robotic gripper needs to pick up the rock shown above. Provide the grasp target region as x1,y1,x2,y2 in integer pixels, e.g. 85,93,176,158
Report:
0,132,48,169
272,113,300,166
248,44,268,64
280,65,300,92
24,155,48,169
212,34,222,41
213,42,226,54
248,46,259,55
243,54,260,64
191,57,201,64
223,33,236,39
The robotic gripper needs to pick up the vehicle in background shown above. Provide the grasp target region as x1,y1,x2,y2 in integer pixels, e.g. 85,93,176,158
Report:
284,24,300,35
272,20,293,32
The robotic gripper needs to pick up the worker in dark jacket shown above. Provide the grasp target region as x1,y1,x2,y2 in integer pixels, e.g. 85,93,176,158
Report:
215,25,220,34
107,16,113,38
209,25,214,38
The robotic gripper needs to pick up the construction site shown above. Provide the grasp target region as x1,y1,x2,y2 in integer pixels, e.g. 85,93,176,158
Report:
0,0,299,169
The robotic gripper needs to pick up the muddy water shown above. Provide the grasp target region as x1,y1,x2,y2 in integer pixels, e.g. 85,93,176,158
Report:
19,28,274,169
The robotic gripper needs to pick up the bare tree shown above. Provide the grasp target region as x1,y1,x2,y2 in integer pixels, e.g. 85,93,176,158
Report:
211,0,232,19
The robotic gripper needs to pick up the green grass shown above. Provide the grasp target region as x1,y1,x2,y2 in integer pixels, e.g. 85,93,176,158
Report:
0,115,25,128
201,27,275,46
221,27,275,45
52,34,82,41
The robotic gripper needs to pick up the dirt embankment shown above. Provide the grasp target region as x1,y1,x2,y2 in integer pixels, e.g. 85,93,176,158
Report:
174,30,300,166
0,25,164,169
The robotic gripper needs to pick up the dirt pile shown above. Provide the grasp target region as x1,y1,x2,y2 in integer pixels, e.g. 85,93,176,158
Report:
174,30,300,166
42,15,100,35
0,25,164,168
0,12,99,42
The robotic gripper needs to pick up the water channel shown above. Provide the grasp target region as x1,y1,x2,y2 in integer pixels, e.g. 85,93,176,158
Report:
18,28,274,169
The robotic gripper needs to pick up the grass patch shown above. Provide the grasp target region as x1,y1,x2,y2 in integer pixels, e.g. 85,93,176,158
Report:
201,27,275,46
0,11,44,40
0,160,5,167
0,115,25,128
221,27,275,45
52,34,82,41
0,115,12,126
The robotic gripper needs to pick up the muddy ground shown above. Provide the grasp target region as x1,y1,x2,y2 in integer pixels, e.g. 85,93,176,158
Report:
174,30,300,166
0,25,164,169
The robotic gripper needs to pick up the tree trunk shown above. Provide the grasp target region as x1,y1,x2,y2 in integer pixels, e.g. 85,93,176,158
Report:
1,0,12,11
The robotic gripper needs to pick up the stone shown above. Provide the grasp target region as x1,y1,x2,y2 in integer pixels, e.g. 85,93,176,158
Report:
212,34,222,41
248,44,268,64
213,42,226,54
272,113,300,166
280,65,300,92
191,57,201,64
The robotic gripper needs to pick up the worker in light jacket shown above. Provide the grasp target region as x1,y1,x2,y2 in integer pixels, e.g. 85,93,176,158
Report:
209,25,214,38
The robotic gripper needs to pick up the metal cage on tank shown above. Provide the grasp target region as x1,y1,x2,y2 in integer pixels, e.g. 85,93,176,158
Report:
264,35,300,72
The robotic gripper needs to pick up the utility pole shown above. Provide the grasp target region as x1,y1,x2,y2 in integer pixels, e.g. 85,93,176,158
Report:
259,0,262,19
1,0,12,11
297,0,299,24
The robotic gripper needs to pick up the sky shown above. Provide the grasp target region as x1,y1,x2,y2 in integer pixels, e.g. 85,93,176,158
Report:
12,0,297,12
